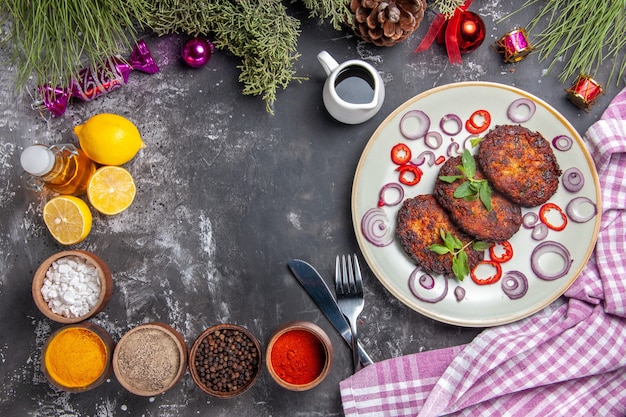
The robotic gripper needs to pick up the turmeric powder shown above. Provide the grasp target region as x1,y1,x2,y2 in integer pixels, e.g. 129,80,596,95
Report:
44,327,107,388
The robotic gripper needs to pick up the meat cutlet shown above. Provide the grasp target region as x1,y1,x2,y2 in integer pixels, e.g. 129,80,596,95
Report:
396,194,484,277
478,124,561,207
433,155,523,241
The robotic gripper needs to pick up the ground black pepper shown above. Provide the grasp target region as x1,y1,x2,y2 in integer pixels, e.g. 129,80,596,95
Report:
193,328,260,395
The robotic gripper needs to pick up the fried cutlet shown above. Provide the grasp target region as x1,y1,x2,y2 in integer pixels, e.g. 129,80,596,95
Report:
478,125,561,207
433,155,523,241
396,194,484,277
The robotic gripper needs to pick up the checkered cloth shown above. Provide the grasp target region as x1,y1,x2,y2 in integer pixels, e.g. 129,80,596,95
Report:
340,88,626,417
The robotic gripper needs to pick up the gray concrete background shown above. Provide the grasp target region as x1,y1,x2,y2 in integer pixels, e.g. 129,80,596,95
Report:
0,1,621,416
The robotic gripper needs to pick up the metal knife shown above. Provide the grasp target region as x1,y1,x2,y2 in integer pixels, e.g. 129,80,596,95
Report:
288,259,374,366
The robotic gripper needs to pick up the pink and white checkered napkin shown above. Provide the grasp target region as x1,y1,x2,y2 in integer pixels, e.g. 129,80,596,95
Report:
340,88,626,417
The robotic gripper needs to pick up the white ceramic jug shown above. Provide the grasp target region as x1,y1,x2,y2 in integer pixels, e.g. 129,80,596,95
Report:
317,50,385,124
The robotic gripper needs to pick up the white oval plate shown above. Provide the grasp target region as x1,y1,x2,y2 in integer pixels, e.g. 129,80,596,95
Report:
352,82,601,327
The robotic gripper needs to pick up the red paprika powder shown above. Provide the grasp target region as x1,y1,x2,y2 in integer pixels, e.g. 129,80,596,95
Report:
270,329,326,385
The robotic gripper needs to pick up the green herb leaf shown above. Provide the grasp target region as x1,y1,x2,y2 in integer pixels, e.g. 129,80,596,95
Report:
447,233,463,250
453,181,475,199
470,137,484,147
472,241,492,251
442,150,493,211
461,150,476,178
430,228,483,281
439,175,464,183
479,182,493,211
430,244,451,255
453,250,469,281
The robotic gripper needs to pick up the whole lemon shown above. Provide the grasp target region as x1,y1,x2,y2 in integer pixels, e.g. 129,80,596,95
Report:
74,113,145,165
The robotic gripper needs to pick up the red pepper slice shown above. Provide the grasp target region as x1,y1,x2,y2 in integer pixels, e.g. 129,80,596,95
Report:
434,155,446,165
489,241,513,263
539,203,568,231
391,143,412,165
396,164,422,186
465,109,491,134
470,260,503,285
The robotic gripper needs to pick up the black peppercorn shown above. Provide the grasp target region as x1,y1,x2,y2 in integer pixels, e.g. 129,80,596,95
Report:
192,326,260,396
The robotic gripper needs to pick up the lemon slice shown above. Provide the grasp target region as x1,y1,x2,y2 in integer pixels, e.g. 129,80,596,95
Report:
87,166,136,215
43,196,92,245
74,113,145,165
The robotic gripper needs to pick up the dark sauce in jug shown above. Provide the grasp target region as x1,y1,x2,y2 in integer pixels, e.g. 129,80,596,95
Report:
334,66,375,104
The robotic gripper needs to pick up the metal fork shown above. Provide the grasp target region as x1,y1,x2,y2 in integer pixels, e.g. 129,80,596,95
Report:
335,254,365,373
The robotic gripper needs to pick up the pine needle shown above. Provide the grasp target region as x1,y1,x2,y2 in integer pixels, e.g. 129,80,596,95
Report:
0,0,146,89
510,0,626,86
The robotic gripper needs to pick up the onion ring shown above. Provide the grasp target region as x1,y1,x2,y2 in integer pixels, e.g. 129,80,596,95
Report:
566,196,597,223
454,286,466,302
424,131,443,149
463,134,482,151
530,241,573,281
507,98,536,123
522,212,539,229
400,110,430,140
378,182,405,207
440,114,463,136
410,150,436,167
501,271,529,300
408,269,448,303
361,207,394,247
531,223,548,241
552,135,573,151
562,167,585,193
446,141,462,157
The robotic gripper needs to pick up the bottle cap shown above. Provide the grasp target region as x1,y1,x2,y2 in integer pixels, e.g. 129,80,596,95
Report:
20,145,55,176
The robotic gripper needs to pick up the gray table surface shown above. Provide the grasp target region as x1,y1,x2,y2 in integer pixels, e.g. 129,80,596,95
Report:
0,2,621,416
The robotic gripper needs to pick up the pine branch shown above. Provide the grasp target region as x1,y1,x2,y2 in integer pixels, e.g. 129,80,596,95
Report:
514,0,626,85
0,0,146,89
298,0,354,30
142,0,304,114
430,0,464,18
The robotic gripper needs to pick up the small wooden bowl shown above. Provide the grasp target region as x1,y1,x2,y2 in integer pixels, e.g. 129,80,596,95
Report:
42,322,115,392
266,321,333,391
189,323,262,398
32,250,113,324
113,323,188,396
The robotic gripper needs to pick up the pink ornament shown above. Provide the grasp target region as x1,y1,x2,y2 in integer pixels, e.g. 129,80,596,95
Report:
181,38,214,68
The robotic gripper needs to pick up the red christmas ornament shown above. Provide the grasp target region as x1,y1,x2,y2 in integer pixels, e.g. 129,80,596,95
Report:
456,11,486,53
414,0,485,64
181,38,214,68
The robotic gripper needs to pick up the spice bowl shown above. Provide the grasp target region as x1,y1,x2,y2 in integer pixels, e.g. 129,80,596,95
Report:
113,322,188,396
32,250,113,324
189,323,262,398
42,322,115,392
266,321,333,391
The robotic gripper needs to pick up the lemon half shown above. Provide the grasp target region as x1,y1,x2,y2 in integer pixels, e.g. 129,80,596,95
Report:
74,113,144,165
43,196,92,245
87,166,136,215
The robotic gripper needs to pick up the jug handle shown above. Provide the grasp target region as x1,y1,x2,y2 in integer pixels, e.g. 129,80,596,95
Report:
317,50,339,76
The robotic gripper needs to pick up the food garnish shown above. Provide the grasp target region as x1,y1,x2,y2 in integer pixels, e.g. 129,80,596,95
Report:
470,260,503,285
390,143,412,165
438,149,492,211
465,109,491,134
430,228,490,281
397,164,422,186
489,241,514,263
539,203,568,231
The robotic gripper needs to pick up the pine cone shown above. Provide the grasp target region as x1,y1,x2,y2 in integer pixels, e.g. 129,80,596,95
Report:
350,0,427,47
